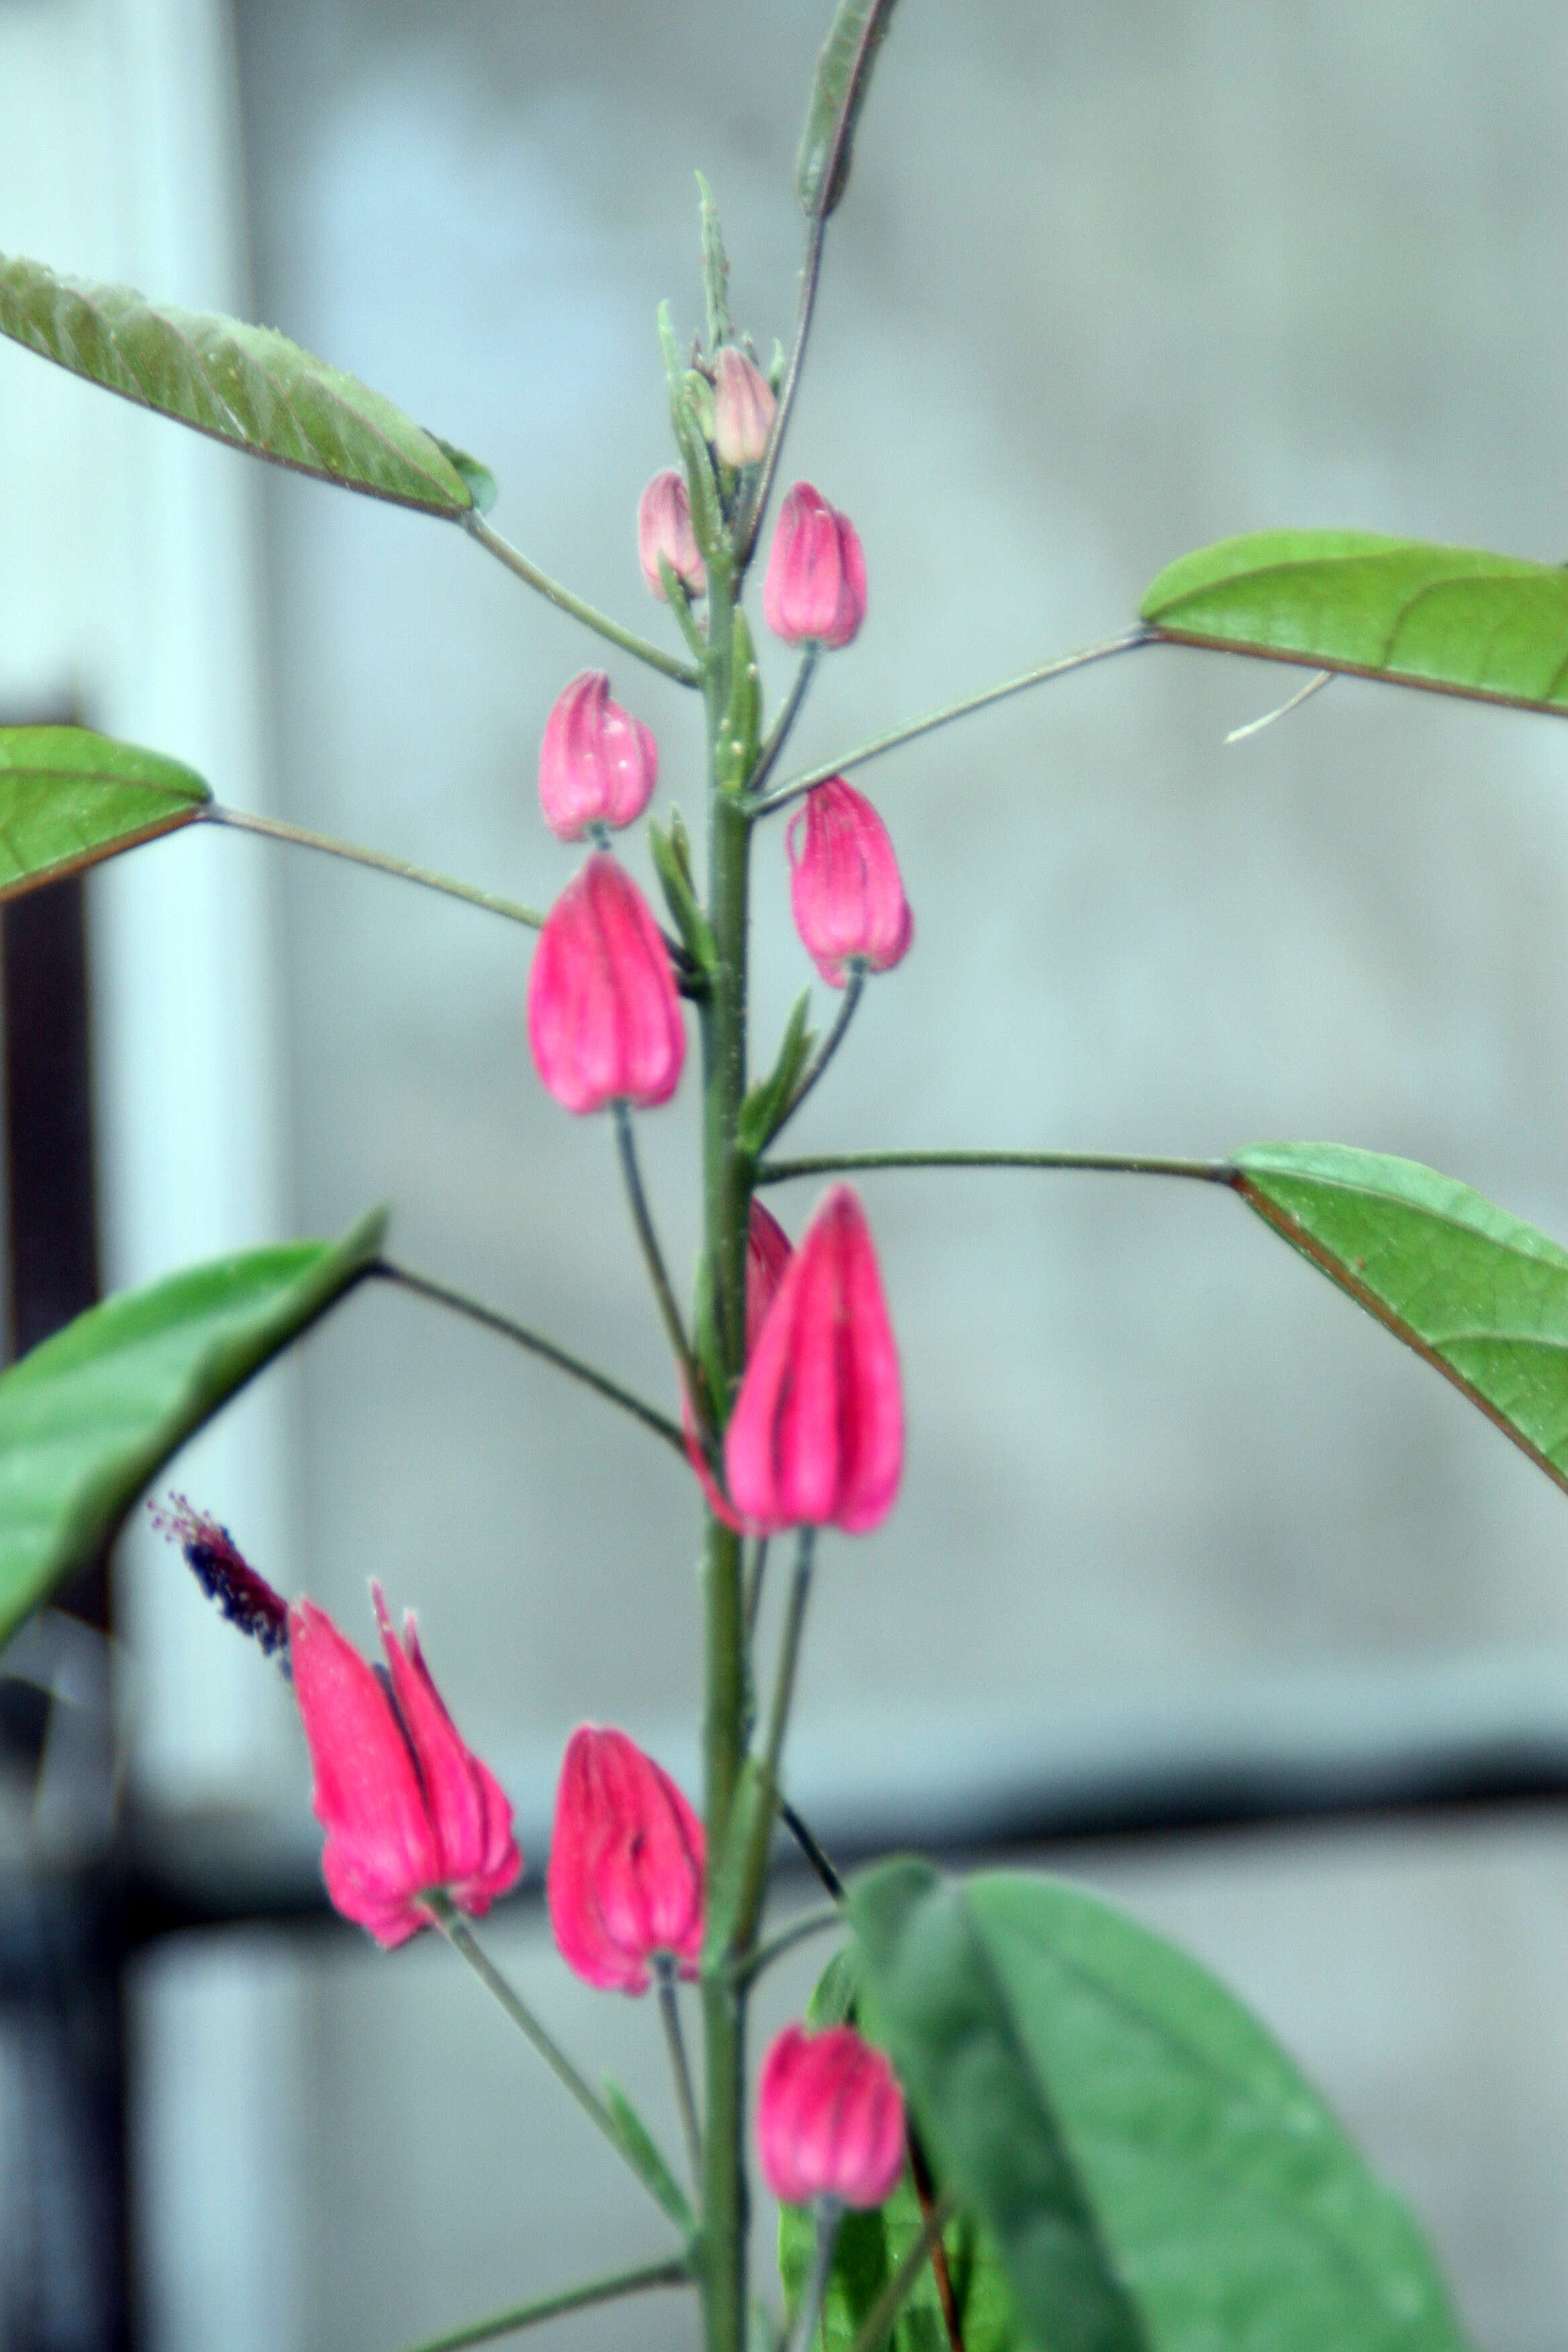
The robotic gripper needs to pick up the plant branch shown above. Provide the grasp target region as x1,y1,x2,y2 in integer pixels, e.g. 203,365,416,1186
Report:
751,628,1155,814
734,220,828,573
371,1262,686,1455
786,2202,844,2352
430,1901,667,2205
734,1904,842,1987
780,1800,846,1902
655,1961,705,2194
746,647,820,801
203,805,544,928
771,967,865,1138
756,1148,1237,1187
392,2257,692,2352
846,2192,959,2352
465,512,701,685
614,1103,701,1391
733,1530,816,1952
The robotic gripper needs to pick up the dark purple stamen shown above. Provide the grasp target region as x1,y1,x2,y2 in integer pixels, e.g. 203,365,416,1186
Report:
148,1494,292,1667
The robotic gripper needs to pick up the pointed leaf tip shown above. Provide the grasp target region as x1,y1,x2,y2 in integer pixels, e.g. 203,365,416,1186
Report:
0,728,211,900
0,252,474,515
0,1206,387,1648
797,0,901,219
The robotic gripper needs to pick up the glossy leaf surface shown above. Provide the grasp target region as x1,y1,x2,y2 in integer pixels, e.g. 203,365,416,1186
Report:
1140,530,1568,714
0,728,211,899
797,0,899,218
0,254,475,515
0,1209,386,1647
850,1861,1468,2352
1238,1142,1568,1496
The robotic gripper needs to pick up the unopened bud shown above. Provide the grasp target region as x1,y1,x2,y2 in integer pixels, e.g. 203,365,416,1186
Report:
763,482,866,649
527,854,686,1114
547,1724,705,1993
712,346,776,468
787,777,912,987
638,469,707,599
538,671,658,842
757,2023,906,2208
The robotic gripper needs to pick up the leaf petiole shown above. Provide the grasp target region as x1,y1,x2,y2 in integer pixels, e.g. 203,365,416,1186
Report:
390,2255,693,2352
467,512,701,685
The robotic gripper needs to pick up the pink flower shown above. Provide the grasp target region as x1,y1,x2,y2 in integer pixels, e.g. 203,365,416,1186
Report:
547,1725,705,1992
538,672,658,841
683,1199,796,1527
712,347,776,468
527,853,686,1114
763,483,867,649
757,2024,906,2209
724,1184,903,1535
786,778,913,987
638,469,706,599
289,1586,521,1949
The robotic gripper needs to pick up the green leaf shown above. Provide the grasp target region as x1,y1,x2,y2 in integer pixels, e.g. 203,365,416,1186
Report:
1238,1142,1568,1498
0,253,475,516
0,727,210,899
0,1208,387,1647
601,2078,695,2239
1138,530,1568,716
738,989,816,1159
850,1861,1469,2352
429,434,497,514
797,0,901,219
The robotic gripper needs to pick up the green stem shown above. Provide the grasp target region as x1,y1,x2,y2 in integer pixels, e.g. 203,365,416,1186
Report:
465,511,701,685
430,1902,656,2199
747,646,819,801
845,2192,959,2352
751,628,1154,814
773,967,865,1137
656,1962,705,2193
614,1102,701,1393
734,1904,842,1987
734,217,828,573
756,1148,1236,1187
732,1530,816,1955
391,2258,692,2352
786,2202,844,2352
699,558,753,2352
203,805,544,927
372,1261,686,1454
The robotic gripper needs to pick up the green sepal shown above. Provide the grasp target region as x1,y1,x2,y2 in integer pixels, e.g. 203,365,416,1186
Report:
650,813,719,979
658,301,725,569
738,989,816,1159
696,172,733,350
718,609,763,794
683,369,717,445
601,2077,696,2239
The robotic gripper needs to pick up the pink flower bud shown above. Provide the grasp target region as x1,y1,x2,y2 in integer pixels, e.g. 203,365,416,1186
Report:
538,671,658,842
527,853,686,1114
786,778,913,988
763,483,867,649
712,346,776,469
547,1725,705,1993
757,2024,906,2209
638,469,707,599
724,1184,902,1534
746,1196,794,1355
289,1586,521,1949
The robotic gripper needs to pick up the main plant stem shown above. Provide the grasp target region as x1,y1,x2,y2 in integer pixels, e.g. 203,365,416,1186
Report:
700,560,754,2352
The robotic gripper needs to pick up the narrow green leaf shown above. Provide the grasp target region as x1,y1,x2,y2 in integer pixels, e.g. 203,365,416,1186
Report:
738,989,815,1159
0,727,210,899
601,2079,695,2239
0,1208,387,1647
1238,1142,1568,1498
1139,529,1568,716
852,1862,1469,2352
0,253,475,516
797,0,901,219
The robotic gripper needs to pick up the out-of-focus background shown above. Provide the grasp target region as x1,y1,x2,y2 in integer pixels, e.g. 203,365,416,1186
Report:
0,1,1566,2346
